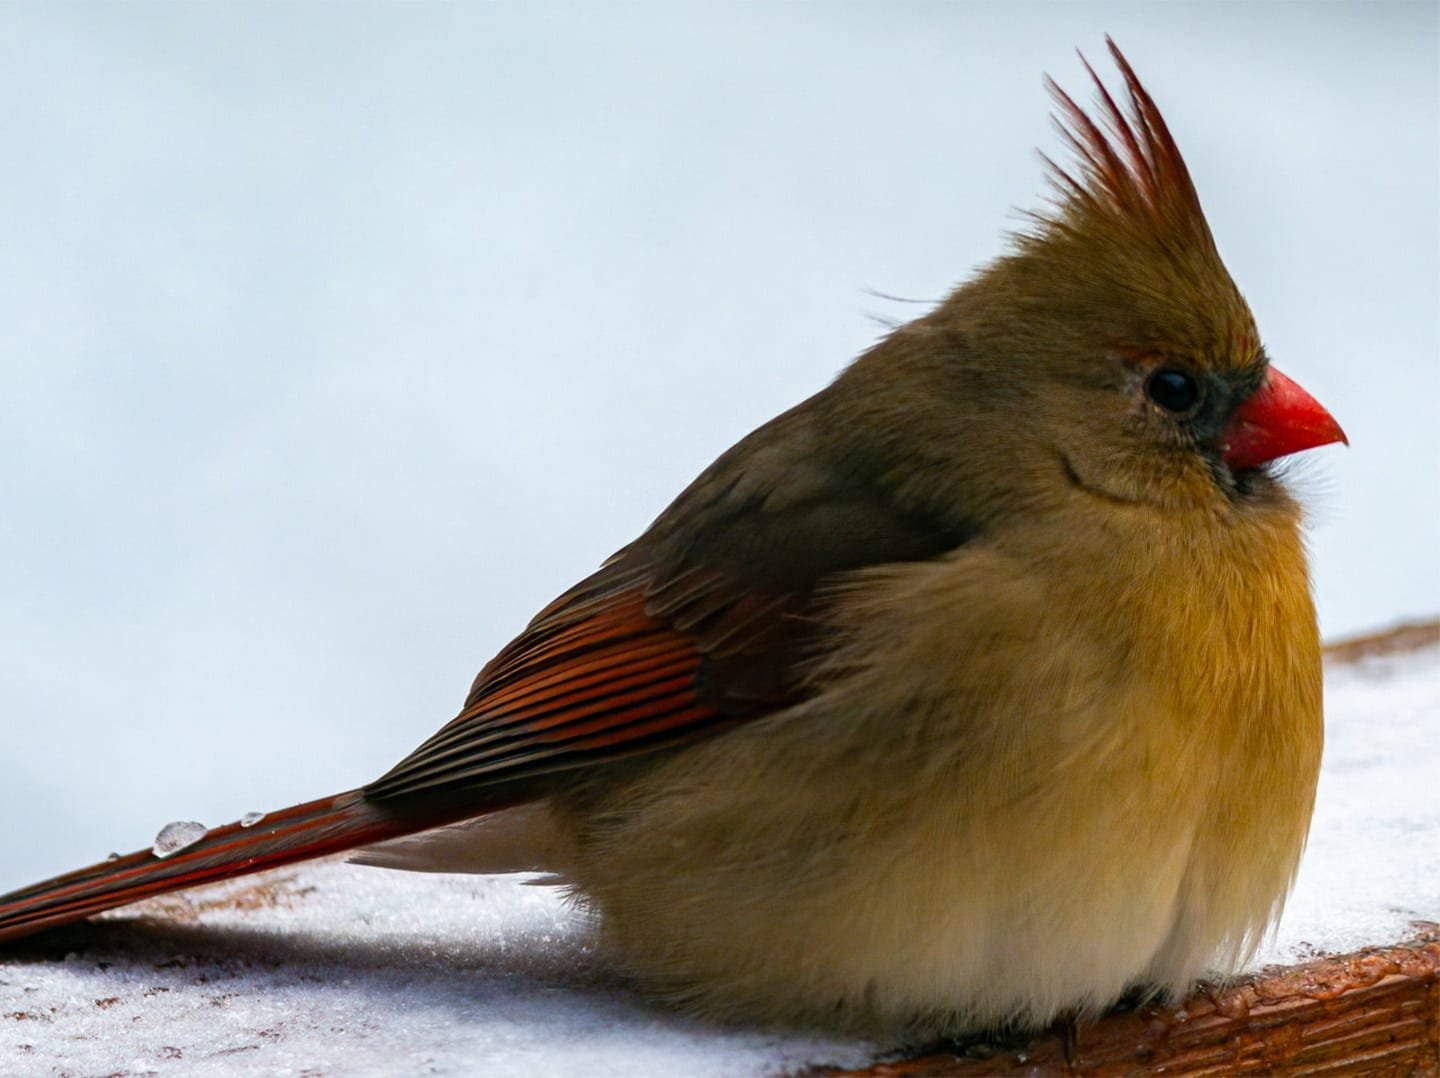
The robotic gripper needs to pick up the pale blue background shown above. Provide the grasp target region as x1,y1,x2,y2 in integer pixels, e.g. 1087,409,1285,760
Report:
1,4,1435,889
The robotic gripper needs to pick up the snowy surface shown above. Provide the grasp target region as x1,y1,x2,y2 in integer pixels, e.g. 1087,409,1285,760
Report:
1254,639,1440,964
1,640,1435,1077
0,871,874,1078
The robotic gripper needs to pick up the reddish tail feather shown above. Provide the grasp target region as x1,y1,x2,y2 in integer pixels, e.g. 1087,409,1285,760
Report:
0,791,476,944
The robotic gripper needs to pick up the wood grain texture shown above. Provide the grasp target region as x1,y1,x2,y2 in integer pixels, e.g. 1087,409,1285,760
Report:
1324,622,1440,666
818,929,1438,1077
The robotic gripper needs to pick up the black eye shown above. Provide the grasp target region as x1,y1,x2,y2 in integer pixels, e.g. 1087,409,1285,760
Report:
1145,368,1201,414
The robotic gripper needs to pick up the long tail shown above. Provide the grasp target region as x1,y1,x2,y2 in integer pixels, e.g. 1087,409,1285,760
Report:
0,790,479,944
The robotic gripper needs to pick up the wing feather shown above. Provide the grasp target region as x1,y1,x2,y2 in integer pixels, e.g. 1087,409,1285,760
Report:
363,580,748,800
365,405,971,805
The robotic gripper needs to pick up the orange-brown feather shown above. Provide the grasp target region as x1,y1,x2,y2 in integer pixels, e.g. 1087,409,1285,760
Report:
363,565,813,801
1040,37,1210,249
0,793,439,943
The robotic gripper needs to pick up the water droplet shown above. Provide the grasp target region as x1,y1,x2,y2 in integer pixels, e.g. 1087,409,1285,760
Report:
240,811,266,828
152,820,208,858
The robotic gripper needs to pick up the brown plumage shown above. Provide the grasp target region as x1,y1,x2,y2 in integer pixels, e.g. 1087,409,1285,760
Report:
0,40,1345,1037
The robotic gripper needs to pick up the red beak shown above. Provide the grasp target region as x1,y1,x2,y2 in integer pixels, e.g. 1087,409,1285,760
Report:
1220,367,1347,472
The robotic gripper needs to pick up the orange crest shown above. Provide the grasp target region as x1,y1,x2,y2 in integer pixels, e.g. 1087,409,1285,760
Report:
1039,37,1218,256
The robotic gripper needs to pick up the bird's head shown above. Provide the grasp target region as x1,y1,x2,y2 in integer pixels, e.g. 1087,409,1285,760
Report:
908,38,1346,515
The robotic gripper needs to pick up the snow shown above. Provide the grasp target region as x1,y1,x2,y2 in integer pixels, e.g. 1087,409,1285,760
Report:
0,869,874,1076
2,640,1435,1076
1255,640,1440,964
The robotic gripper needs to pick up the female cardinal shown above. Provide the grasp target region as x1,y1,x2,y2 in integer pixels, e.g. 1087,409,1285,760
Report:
0,40,1345,1036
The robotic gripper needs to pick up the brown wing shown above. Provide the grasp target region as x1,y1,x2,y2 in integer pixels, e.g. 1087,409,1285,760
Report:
364,402,971,804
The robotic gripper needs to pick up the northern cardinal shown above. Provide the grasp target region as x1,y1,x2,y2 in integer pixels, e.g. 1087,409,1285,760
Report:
0,40,1345,1036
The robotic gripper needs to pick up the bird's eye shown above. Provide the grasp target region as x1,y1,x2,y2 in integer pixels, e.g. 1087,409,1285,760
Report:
1145,368,1201,414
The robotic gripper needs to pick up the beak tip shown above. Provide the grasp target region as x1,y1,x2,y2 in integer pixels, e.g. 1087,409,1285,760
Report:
1219,366,1347,470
